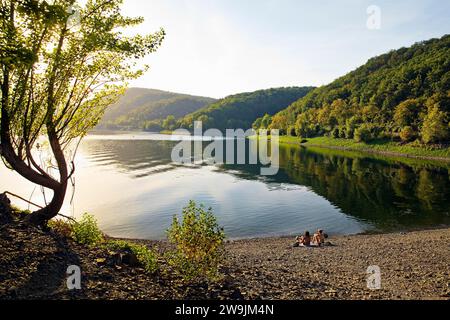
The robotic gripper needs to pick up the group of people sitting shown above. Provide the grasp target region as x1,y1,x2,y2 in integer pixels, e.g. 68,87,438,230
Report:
293,229,328,247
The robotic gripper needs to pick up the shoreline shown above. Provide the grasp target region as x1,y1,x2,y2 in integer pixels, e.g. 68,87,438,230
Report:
1,215,449,300
125,224,450,251
116,223,450,244
111,226,450,300
302,143,450,162
91,130,450,162
250,135,450,163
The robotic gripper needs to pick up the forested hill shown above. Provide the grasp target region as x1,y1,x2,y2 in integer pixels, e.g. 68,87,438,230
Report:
176,87,314,131
261,35,449,144
97,88,216,131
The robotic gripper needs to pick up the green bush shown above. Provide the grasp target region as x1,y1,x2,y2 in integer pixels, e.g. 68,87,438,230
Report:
345,117,358,139
399,126,416,142
106,240,159,274
331,127,340,138
338,127,346,139
72,213,104,246
354,124,373,143
48,219,74,238
421,105,449,144
287,126,296,137
166,201,226,282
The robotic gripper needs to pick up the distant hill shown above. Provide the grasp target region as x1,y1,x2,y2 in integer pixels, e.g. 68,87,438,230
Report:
176,87,314,131
264,35,449,144
97,88,216,131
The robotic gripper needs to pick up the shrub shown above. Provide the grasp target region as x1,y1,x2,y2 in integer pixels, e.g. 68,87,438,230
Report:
354,124,372,143
287,126,296,136
48,219,74,238
106,240,159,274
345,128,354,139
331,127,340,138
399,126,416,142
377,130,391,140
371,125,385,139
10,205,32,216
166,201,226,282
338,127,346,138
394,99,419,127
72,213,104,246
345,117,358,139
421,105,449,144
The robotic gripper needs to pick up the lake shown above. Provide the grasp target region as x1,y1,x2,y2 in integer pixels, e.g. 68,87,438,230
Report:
1,132,449,240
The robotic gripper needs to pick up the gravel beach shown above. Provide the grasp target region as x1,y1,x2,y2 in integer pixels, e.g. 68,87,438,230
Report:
1,219,449,300
224,229,450,300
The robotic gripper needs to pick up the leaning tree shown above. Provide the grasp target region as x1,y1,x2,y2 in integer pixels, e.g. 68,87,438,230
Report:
0,0,164,225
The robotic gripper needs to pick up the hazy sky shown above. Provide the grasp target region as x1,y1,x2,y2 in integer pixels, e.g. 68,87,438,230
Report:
121,0,450,98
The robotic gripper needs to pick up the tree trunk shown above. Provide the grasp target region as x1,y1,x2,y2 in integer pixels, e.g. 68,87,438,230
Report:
1,132,66,226
24,180,68,226
25,127,69,226
1,108,63,226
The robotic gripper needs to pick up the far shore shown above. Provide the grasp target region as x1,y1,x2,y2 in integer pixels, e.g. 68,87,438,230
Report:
88,129,450,165
304,144,450,162
91,129,450,163
250,135,450,163
97,130,450,163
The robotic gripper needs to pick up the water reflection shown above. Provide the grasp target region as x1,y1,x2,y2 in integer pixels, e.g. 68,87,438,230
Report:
79,137,450,236
222,144,450,231
82,139,180,178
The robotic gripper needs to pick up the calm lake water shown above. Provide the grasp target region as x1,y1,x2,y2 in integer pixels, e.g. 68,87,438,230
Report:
1,132,449,240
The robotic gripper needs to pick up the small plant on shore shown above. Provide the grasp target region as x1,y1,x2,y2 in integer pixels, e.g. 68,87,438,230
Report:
48,219,74,238
106,240,159,274
166,201,226,282
9,205,32,217
72,213,104,247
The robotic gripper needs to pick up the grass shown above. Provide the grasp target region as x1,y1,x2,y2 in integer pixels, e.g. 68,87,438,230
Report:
304,137,450,158
251,135,450,160
305,145,450,169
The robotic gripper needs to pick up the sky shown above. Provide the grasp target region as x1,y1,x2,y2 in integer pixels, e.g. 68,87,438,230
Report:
121,0,450,99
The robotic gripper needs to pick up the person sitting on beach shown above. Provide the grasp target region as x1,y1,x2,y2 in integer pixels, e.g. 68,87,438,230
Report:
313,229,325,246
294,231,311,247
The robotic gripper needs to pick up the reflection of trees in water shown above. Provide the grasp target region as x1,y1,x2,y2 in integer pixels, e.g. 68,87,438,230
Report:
221,143,450,230
82,140,214,178
81,139,450,230
81,140,180,178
